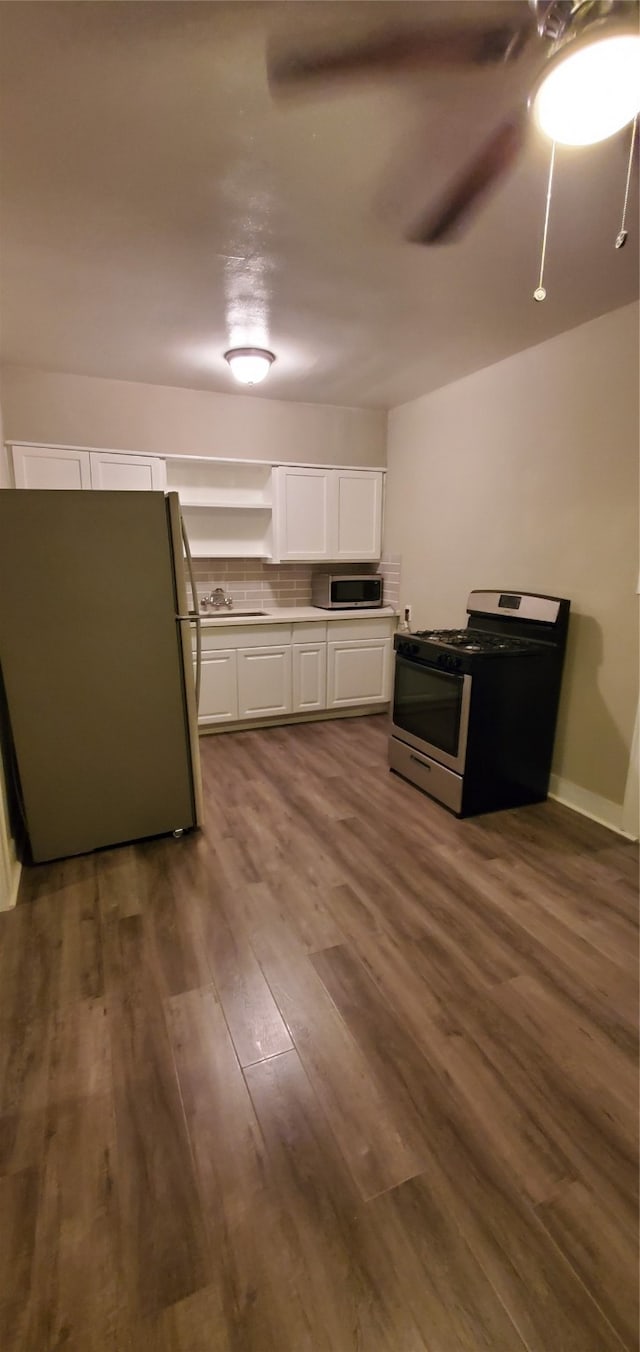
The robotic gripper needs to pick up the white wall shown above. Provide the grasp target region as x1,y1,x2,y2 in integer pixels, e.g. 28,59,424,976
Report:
384,301,639,832
0,396,21,908
0,366,386,466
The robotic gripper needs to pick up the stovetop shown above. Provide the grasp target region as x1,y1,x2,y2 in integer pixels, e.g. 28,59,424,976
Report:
413,628,537,655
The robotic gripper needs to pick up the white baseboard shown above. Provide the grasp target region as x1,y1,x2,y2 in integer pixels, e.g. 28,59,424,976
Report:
548,774,637,840
199,704,389,736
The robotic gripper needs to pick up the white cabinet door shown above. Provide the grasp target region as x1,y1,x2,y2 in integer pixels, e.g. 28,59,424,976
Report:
11,446,167,492
272,467,331,561
198,649,238,725
11,444,92,490
271,466,383,562
327,637,392,707
332,470,383,561
89,452,166,491
237,646,292,718
292,642,327,713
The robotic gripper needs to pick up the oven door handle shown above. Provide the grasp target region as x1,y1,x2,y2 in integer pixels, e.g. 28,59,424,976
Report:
396,651,465,676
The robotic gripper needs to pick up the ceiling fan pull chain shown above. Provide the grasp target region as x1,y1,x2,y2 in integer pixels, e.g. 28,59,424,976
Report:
615,115,637,250
533,140,556,302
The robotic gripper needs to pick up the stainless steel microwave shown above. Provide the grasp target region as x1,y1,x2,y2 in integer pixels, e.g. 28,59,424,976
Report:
311,573,383,609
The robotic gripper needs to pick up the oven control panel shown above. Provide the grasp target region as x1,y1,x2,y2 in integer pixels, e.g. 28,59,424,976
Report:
396,638,463,671
436,653,462,671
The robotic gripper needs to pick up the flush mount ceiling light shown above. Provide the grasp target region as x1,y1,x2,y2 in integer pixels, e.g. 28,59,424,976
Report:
224,347,276,385
533,31,640,145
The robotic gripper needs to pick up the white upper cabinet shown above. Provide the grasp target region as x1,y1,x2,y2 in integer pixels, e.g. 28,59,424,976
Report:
10,448,383,564
272,467,383,562
11,444,92,490
11,445,165,492
271,467,331,562
333,470,382,561
89,452,166,491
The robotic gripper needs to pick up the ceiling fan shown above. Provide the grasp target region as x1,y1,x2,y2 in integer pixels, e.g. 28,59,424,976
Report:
268,0,640,244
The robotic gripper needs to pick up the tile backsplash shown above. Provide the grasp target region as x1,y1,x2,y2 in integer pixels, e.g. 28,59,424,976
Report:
377,555,401,610
191,555,401,611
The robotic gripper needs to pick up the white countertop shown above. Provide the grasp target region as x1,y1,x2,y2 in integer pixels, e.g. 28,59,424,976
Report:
198,605,398,626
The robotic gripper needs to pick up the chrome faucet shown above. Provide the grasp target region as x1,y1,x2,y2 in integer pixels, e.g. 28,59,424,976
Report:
201,587,233,611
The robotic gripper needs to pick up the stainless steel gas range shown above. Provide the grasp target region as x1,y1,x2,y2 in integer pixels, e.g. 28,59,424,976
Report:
389,590,570,817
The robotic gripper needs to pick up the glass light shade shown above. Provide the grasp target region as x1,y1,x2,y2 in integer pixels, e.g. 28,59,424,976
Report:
533,33,640,146
224,347,275,385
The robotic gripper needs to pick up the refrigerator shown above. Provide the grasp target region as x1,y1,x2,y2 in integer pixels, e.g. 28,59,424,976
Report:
0,489,203,863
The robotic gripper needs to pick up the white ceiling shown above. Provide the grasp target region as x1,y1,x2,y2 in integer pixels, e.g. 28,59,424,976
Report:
0,1,637,409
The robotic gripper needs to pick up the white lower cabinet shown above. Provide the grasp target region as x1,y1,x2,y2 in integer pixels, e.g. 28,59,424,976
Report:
237,646,292,718
292,642,327,713
198,649,238,725
327,637,392,707
195,616,395,729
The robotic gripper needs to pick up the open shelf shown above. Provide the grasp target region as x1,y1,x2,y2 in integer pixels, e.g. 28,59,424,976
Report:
189,548,271,559
181,503,272,559
167,459,273,558
166,459,271,503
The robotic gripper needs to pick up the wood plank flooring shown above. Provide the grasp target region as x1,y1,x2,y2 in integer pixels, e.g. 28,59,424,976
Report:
1,713,638,1351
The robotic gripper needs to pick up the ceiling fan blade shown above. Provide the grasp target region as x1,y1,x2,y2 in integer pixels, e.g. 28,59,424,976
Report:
407,109,527,244
268,23,530,90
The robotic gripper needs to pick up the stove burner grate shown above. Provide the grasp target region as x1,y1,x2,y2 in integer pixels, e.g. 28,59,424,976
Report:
413,628,537,654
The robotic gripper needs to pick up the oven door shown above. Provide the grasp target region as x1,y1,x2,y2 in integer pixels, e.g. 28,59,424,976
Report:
391,653,471,774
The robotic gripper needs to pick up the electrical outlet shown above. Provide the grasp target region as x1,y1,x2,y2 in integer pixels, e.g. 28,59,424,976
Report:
404,604,412,625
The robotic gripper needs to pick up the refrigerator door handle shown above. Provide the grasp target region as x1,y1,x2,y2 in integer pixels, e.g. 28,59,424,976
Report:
176,614,202,702
180,509,202,711
181,614,201,710
166,491,204,828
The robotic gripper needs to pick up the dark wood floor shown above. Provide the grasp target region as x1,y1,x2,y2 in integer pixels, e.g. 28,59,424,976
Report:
1,714,638,1351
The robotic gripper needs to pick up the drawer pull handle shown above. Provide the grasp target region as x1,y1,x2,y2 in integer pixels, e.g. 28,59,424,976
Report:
410,753,430,771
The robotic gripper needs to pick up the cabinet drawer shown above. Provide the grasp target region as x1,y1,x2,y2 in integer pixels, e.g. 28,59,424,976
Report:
290,621,327,644
389,737,463,814
199,622,292,652
327,616,395,642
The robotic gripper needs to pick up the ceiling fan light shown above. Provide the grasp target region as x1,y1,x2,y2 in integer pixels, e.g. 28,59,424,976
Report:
533,33,640,146
224,347,276,385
